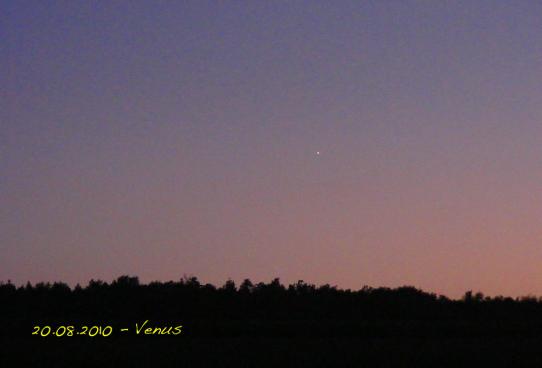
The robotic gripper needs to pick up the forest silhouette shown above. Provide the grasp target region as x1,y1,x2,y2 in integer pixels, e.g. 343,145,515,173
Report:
4,275,542,366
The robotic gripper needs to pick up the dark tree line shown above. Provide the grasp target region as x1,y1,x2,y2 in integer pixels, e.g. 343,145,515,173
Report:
3,275,542,338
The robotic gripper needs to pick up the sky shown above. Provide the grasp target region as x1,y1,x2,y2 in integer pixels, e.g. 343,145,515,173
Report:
2,1,542,298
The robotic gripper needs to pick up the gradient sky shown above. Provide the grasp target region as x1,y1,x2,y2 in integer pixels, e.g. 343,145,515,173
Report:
3,1,542,298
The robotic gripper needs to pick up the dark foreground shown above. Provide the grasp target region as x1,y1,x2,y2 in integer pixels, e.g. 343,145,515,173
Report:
5,335,542,367
4,276,542,367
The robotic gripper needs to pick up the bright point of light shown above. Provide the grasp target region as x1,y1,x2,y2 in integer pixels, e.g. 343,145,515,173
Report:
316,151,320,155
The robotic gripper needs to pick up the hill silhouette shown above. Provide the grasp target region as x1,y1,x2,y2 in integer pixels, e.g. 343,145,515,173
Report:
4,275,542,366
